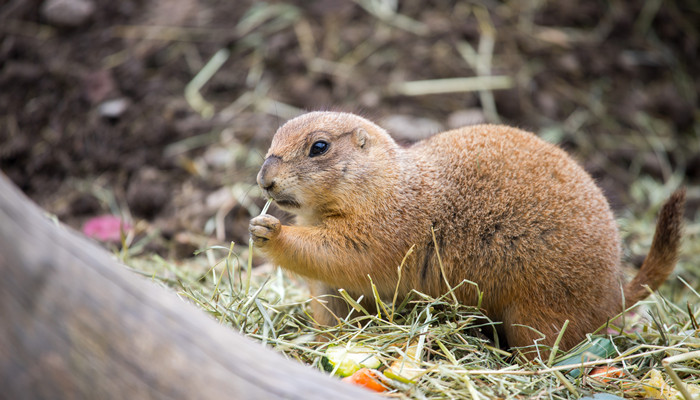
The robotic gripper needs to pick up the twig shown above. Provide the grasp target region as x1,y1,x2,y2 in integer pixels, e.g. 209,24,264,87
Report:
547,320,570,366
662,350,700,400
457,345,687,376
391,244,414,323
553,370,578,396
246,199,272,296
431,226,458,305
389,76,513,96
474,6,500,123
353,0,429,36
185,48,230,119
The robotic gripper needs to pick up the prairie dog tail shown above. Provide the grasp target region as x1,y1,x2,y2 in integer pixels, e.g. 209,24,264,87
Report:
624,188,686,305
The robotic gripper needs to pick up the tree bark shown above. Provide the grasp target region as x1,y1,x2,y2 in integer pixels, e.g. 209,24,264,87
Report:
0,174,377,399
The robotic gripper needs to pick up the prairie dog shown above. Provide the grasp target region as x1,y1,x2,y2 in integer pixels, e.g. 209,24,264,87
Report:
249,111,685,357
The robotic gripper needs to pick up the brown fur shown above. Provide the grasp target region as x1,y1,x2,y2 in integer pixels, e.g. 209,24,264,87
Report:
249,111,685,358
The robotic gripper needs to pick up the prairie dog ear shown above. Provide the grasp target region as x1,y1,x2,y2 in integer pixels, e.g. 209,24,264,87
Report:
352,127,369,149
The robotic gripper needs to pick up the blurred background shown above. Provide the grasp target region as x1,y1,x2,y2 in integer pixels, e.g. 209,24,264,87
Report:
1,0,698,261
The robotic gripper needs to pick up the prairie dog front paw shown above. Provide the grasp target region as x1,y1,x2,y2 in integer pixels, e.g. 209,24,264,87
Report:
249,215,281,247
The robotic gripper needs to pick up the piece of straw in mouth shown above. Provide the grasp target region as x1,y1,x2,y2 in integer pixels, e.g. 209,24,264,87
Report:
246,199,273,295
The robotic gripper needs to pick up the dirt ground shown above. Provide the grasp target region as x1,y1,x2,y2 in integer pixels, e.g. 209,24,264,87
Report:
1,0,698,258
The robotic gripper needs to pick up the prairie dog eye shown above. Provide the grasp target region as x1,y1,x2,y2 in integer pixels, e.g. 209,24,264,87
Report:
309,140,329,157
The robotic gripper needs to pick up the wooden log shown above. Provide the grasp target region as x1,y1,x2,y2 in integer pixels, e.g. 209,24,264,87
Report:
0,174,378,399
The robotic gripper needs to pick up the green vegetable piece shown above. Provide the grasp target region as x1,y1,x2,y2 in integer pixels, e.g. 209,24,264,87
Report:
554,337,616,378
325,344,381,377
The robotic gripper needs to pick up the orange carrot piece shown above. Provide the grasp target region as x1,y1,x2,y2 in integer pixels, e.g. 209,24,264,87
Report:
342,368,388,392
590,366,624,383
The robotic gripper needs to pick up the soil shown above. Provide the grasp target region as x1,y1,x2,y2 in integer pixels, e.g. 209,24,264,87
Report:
1,0,698,258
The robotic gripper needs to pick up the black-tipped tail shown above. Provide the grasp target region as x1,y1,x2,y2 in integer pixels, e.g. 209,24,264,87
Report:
624,188,686,305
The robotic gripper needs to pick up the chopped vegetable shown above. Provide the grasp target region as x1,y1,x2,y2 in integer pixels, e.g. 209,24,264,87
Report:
589,366,624,384
554,337,616,378
640,369,700,400
324,344,381,377
342,368,388,392
384,341,425,383
82,215,131,243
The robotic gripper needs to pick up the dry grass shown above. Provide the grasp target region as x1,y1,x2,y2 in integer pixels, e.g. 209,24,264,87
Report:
123,180,700,399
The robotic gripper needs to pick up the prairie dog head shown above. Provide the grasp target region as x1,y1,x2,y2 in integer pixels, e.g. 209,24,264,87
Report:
257,112,398,222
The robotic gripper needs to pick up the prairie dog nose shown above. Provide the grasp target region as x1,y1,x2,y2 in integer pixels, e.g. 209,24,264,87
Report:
257,156,281,191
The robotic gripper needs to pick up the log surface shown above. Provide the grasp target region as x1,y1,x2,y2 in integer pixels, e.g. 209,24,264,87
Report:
0,174,377,399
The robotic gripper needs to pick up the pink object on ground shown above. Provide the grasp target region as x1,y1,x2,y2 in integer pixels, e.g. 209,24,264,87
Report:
82,215,131,243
